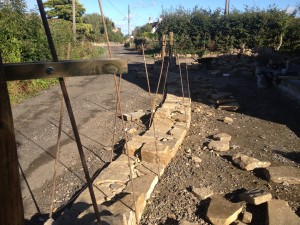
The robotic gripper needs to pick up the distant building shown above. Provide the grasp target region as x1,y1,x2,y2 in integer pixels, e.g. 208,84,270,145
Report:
148,16,163,33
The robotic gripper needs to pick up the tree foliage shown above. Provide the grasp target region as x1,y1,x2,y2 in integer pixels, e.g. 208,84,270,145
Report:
153,6,300,54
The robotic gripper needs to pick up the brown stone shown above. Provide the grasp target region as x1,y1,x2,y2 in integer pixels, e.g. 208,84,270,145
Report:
191,186,214,200
206,196,243,225
208,141,230,152
239,189,272,205
267,199,300,225
224,117,233,124
242,211,252,224
125,140,143,156
232,153,271,171
141,141,171,165
264,166,300,184
214,133,232,142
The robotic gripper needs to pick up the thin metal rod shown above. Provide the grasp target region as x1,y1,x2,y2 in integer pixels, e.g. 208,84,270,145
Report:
141,43,151,96
36,1,102,224
177,54,188,128
98,0,112,57
49,97,64,219
185,55,191,99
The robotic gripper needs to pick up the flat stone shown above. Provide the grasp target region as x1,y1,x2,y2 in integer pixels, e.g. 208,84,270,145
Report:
191,186,214,200
267,199,300,225
218,102,240,111
264,166,300,184
127,128,137,134
135,160,165,177
214,133,232,142
232,153,271,171
154,108,171,119
124,173,158,199
224,117,233,124
239,189,272,205
206,196,243,225
242,211,252,223
179,220,198,225
123,111,146,121
208,141,230,152
125,140,143,156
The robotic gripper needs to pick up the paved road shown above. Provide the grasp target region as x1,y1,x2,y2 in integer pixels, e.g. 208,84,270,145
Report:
13,45,154,223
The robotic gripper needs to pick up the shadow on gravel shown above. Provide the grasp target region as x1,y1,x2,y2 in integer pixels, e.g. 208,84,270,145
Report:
195,198,211,223
273,150,300,164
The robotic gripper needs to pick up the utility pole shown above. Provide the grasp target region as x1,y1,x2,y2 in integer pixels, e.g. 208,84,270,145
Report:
128,5,130,38
225,0,229,15
72,0,76,41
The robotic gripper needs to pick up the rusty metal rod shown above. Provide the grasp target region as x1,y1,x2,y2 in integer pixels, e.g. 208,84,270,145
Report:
36,1,102,224
141,43,151,96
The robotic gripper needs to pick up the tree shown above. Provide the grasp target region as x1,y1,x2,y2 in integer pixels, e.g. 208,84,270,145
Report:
44,0,85,23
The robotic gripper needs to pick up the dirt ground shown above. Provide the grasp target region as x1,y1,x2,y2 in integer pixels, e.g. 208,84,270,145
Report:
140,60,300,224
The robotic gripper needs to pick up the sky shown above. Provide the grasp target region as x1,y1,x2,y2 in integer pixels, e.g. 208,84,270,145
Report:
26,0,299,35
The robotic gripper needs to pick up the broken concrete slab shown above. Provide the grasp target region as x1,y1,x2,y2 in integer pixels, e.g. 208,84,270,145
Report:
232,153,271,171
206,196,243,225
208,141,230,152
239,189,272,205
191,186,214,200
267,199,300,225
264,166,300,184
213,133,232,142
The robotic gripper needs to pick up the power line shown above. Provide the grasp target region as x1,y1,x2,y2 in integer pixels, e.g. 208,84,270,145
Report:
106,0,127,18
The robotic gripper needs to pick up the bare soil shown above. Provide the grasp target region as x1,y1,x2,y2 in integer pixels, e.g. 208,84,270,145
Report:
140,61,300,224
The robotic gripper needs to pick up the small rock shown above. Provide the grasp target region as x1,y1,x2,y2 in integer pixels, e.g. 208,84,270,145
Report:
127,128,137,134
242,211,252,224
267,199,300,225
206,196,243,225
192,156,202,164
185,148,191,153
214,133,232,142
179,219,198,225
208,141,230,152
264,166,300,185
224,117,233,124
191,186,214,200
232,153,271,171
239,189,272,205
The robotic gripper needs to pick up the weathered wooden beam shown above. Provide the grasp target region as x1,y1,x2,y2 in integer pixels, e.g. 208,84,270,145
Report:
3,58,128,81
0,55,24,225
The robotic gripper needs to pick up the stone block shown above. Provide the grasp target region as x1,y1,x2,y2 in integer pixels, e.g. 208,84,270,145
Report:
239,189,272,205
125,140,143,156
135,160,165,177
213,133,232,142
267,199,300,225
206,196,243,225
154,108,171,119
232,153,271,171
208,141,230,152
241,211,252,224
191,186,214,200
141,141,171,165
124,173,158,199
264,166,300,184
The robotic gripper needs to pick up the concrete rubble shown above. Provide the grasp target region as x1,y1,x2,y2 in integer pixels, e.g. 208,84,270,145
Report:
206,196,243,225
232,153,271,171
264,166,300,184
239,188,272,205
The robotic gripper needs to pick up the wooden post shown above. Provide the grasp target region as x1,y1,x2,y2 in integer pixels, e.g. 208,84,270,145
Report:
161,34,166,59
0,55,24,225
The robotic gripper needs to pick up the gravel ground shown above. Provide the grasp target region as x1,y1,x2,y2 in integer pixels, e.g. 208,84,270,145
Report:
140,63,300,225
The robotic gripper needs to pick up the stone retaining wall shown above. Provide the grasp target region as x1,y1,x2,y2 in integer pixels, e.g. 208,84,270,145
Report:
54,71,191,225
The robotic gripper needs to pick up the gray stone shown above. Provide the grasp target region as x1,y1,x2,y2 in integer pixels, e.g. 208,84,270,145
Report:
239,189,272,205
208,141,230,152
264,166,300,184
214,133,232,142
191,186,214,200
267,199,300,225
232,153,271,171
206,196,243,225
